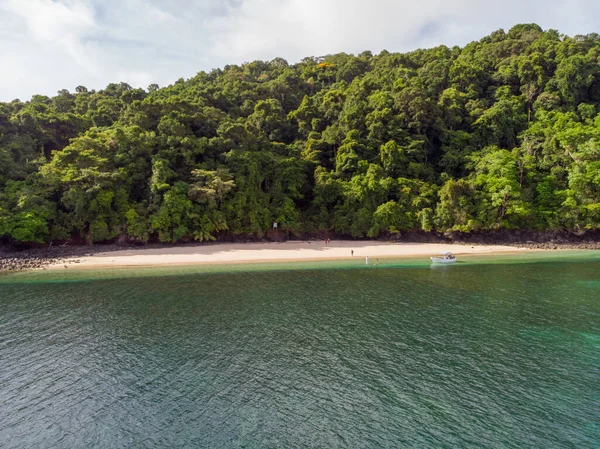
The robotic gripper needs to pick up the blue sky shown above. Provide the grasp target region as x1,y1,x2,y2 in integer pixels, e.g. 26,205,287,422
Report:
0,0,598,101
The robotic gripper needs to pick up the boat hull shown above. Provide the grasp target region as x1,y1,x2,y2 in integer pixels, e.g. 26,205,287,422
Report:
430,257,457,264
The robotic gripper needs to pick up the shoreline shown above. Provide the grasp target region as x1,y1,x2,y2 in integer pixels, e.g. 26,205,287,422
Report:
2,239,598,273
44,252,542,272
43,241,532,271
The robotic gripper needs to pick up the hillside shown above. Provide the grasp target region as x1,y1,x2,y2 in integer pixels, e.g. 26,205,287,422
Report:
2,23,600,245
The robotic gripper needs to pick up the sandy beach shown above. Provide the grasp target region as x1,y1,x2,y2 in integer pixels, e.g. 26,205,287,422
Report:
47,241,529,269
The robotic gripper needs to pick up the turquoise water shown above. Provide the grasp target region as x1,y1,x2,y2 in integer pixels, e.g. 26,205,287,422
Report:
1,254,599,447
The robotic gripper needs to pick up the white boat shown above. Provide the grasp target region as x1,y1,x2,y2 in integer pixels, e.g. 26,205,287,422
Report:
430,252,457,264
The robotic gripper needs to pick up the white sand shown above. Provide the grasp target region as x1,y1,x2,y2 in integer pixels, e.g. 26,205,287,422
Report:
49,241,529,269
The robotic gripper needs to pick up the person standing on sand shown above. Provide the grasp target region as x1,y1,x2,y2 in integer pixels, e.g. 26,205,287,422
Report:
351,250,354,257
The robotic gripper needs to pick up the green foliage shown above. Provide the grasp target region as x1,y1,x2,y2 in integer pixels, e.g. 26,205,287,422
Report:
0,181,54,243
435,179,478,232
189,169,235,208
150,182,193,242
2,25,600,245
471,147,531,228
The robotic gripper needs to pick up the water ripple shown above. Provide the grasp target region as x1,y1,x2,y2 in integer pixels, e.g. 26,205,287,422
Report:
1,261,599,447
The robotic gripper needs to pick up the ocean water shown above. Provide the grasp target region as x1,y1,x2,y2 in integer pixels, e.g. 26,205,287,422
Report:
1,254,599,448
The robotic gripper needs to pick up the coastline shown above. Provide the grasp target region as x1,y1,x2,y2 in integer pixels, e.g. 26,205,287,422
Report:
43,241,531,270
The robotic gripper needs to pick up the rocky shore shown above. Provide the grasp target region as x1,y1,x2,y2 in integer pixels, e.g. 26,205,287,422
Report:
0,242,211,272
0,241,225,272
441,229,600,250
0,245,101,273
511,241,600,250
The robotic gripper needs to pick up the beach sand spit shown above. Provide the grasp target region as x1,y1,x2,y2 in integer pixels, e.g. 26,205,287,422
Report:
46,241,529,270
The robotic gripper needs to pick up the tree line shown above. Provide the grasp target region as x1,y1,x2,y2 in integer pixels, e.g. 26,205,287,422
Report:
2,23,600,245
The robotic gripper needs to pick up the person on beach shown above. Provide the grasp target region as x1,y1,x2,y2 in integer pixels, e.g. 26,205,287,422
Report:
366,256,369,265
351,250,354,257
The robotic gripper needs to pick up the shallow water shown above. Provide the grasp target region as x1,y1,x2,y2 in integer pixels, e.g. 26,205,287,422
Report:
1,255,599,447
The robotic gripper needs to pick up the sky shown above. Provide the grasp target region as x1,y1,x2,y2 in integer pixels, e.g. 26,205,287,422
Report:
0,0,598,102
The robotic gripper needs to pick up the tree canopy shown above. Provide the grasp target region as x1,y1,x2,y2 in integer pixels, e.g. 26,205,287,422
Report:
2,25,600,244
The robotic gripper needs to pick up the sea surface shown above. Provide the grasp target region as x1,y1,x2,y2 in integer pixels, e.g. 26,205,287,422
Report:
1,253,599,448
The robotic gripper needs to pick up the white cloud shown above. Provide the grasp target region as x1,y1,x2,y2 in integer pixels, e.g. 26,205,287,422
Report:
207,0,598,62
0,0,599,101
2,0,97,68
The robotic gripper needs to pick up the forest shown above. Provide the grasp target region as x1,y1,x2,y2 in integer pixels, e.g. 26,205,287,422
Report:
1,23,600,245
